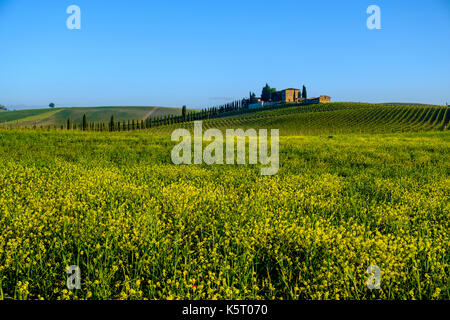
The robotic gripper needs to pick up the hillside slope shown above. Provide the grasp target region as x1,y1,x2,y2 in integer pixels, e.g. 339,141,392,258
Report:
0,106,183,127
148,103,449,135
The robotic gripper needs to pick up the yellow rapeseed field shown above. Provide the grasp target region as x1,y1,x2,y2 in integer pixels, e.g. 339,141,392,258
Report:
0,129,448,300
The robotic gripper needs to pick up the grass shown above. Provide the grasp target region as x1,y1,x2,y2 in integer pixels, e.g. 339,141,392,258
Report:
148,103,449,135
4,109,63,125
0,109,58,124
0,106,185,127
0,123,448,299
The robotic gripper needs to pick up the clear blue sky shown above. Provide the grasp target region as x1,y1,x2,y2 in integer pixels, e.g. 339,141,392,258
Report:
0,0,449,109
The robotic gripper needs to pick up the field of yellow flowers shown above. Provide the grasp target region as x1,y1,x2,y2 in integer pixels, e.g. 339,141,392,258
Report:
0,129,448,300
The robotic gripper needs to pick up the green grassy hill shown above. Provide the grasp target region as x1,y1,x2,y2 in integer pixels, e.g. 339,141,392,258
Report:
2,103,448,135
0,102,448,300
148,102,449,135
0,108,57,124
0,129,448,299
0,106,184,127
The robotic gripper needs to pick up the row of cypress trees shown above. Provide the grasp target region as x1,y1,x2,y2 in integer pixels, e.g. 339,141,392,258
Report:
65,104,246,132
66,111,216,132
64,87,308,131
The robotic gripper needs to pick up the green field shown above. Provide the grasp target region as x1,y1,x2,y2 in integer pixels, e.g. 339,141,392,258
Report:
0,103,448,300
149,103,449,135
0,106,184,127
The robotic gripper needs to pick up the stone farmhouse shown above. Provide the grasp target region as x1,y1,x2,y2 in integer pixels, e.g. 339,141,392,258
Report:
249,88,331,109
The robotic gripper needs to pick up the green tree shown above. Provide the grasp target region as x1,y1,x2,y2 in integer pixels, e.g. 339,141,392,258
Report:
109,115,115,132
49,103,55,108
261,83,276,102
66,118,71,130
0,105,7,111
302,85,307,99
182,105,187,122
82,114,87,131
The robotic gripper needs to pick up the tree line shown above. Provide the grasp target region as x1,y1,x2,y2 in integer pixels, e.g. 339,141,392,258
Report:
2,84,309,131
61,97,256,131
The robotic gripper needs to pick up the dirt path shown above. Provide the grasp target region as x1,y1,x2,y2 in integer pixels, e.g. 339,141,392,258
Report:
142,107,159,121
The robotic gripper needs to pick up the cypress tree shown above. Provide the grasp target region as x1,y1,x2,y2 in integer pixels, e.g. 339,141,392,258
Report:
182,105,187,122
82,114,87,131
302,85,307,99
67,118,71,130
110,115,115,132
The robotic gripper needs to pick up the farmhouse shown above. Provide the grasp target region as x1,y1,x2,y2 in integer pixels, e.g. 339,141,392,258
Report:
271,88,330,104
304,95,331,104
248,87,331,109
272,88,301,103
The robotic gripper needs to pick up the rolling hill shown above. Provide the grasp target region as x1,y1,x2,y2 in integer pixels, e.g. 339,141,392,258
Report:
147,102,449,135
1,103,448,135
0,101,448,300
0,106,185,127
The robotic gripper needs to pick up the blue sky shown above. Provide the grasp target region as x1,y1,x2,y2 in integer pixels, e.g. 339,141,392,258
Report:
0,0,449,109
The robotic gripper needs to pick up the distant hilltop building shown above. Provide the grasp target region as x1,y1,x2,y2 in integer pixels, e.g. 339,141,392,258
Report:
248,86,330,109
271,88,299,103
307,96,331,104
